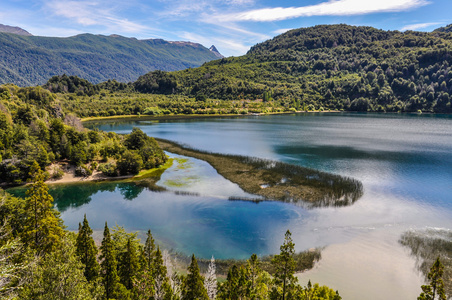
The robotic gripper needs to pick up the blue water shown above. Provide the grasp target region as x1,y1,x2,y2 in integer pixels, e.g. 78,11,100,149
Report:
11,112,452,299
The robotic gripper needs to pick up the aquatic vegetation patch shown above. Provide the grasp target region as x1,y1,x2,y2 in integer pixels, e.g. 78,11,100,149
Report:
400,229,452,296
174,157,193,170
156,138,363,207
163,175,201,188
133,158,175,179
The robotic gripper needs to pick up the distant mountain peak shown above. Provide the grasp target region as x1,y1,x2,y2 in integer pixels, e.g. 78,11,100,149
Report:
0,24,32,36
209,45,224,58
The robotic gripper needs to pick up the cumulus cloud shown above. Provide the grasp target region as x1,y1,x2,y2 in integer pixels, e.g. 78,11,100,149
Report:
218,0,430,22
400,22,442,31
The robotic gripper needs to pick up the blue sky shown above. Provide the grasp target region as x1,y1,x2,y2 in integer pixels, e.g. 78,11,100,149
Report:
1,0,451,57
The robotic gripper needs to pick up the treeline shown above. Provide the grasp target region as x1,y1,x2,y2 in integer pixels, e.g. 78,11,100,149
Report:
0,179,341,299
0,84,166,185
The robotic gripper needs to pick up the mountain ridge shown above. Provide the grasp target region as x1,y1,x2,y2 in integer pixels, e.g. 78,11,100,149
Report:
0,31,221,86
0,24,32,36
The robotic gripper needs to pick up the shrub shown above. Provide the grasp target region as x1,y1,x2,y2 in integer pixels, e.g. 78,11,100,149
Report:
75,165,92,177
51,166,64,180
98,162,118,177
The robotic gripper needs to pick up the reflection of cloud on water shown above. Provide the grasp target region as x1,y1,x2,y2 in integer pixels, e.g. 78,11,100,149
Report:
297,231,424,300
157,153,258,199
400,228,452,297
288,188,452,252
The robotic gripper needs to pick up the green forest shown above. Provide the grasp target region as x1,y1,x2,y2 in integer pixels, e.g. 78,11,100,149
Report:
30,24,452,115
166,24,452,113
0,84,166,185
0,33,220,86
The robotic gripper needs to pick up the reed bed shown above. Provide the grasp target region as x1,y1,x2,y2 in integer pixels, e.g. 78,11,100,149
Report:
156,138,363,207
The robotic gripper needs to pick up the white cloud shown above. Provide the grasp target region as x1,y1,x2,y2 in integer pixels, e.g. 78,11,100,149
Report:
179,31,250,56
47,0,148,32
50,1,101,26
28,26,84,37
272,28,294,35
222,0,254,5
218,0,430,22
204,21,271,40
400,22,442,31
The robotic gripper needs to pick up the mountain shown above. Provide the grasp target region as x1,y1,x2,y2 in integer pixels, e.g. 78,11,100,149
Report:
434,24,452,33
136,24,452,113
209,45,224,58
0,24,32,36
0,32,221,86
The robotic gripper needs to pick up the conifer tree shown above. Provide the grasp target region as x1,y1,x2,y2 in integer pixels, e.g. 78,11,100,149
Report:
75,214,99,282
182,254,209,300
218,264,247,300
118,237,140,290
20,236,94,300
134,230,157,299
152,246,172,300
22,166,64,254
144,229,155,271
271,230,297,300
418,257,447,300
248,253,260,292
100,222,120,299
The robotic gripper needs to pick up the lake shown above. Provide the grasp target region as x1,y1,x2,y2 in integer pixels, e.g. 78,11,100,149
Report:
19,112,452,299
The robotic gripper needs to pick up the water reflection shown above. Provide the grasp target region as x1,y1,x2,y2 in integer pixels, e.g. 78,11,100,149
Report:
8,181,146,212
400,229,452,296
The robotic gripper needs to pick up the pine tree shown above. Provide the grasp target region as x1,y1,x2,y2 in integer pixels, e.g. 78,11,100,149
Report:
246,253,264,298
418,257,447,300
144,229,155,271
182,254,209,300
75,214,99,282
19,236,94,300
152,246,172,300
271,230,297,300
118,237,140,290
22,166,64,254
248,253,259,292
217,264,247,300
204,255,217,300
100,222,120,300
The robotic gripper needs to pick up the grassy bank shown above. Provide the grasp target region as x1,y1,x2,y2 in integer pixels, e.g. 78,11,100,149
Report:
156,138,363,207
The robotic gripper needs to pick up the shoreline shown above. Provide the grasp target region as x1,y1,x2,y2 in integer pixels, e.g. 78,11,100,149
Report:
43,158,175,187
80,110,342,123
79,110,443,124
45,163,133,185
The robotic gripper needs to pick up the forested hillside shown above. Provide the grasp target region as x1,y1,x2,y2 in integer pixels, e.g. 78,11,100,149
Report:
0,33,220,86
136,24,452,113
0,84,167,185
